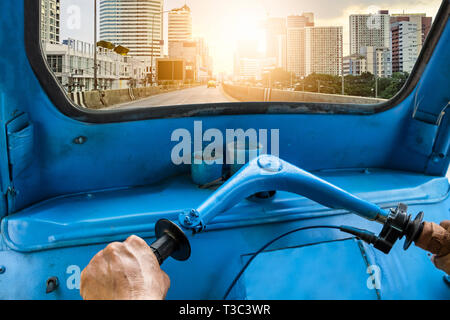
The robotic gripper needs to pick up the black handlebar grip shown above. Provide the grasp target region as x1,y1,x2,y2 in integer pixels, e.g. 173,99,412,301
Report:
149,219,191,265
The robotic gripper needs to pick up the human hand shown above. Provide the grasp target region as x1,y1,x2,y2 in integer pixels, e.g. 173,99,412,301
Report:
415,220,450,275
80,235,170,300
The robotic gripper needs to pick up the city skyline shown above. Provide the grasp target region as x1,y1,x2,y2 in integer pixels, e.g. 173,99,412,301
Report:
60,0,441,73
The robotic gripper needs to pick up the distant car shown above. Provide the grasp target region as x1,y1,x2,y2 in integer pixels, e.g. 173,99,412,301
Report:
207,80,217,88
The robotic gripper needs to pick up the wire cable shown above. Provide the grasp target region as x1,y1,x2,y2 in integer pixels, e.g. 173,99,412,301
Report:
223,225,342,300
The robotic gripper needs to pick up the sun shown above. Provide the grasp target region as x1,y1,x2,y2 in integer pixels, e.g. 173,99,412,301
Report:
229,10,267,54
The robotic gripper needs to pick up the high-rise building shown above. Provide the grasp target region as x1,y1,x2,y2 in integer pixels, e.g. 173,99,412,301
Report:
287,27,305,77
287,13,322,77
265,18,287,69
41,0,60,44
303,13,315,26
390,14,432,74
287,13,314,29
391,21,420,74
287,26,342,77
168,5,192,42
390,13,432,45
304,27,343,76
99,0,164,58
195,37,213,79
349,11,390,55
168,5,193,58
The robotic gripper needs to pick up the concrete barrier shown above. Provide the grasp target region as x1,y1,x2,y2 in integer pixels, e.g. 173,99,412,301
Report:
223,83,387,105
83,90,105,109
103,88,132,106
78,84,202,109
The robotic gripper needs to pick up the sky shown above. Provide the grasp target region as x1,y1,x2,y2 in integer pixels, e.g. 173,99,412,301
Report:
60,0,442,74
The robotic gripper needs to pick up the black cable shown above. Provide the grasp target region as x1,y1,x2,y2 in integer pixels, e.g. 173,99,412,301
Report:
223,225,342,300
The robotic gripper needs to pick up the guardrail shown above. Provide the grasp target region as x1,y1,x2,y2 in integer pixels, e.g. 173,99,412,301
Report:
69,84,201,109
223,83,387,105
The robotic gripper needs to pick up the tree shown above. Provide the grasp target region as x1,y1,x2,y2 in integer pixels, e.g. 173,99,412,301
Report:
261,68,296,87
344,72,375,97
379,72,409,99
271,68,295,84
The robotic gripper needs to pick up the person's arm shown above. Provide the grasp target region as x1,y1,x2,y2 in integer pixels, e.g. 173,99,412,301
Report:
80,235,170,300
415,220,450,275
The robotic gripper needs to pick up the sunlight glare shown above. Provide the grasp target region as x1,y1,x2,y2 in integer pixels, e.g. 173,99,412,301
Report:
229,9,267,54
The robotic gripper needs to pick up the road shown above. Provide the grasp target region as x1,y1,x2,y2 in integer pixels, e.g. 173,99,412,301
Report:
107,85,234,110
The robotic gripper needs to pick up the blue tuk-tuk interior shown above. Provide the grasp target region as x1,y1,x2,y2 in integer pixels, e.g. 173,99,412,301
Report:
0,0,449,299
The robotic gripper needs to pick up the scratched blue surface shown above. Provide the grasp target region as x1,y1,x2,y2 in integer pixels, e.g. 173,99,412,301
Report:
0,0,448,299
241,239,379,300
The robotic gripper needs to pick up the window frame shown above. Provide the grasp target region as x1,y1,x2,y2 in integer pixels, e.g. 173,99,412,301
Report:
25,0,449,124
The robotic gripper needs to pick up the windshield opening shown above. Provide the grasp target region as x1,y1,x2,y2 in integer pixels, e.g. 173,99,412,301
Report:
40,0,441,111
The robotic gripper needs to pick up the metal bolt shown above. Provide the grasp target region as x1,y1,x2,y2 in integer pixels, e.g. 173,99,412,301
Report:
190,209,199,218
184,216,192,225
0,266,5,274
257,156,282,172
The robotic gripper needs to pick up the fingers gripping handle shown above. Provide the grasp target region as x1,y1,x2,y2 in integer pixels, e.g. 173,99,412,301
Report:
415,222,450,257
150,219,191,265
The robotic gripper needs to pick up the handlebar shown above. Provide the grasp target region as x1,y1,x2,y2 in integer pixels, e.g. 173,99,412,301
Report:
179,155,389,232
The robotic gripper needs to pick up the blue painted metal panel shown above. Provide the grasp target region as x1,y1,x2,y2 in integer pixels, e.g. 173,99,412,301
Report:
240,239,379,300
0,0,448,300
1,194,449,300
1,170,447,253
413,20,450,125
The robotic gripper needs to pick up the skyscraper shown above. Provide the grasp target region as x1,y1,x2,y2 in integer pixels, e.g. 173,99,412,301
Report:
287,26,343,77
195,37,212,74
287,13,314,29
390,13,432,45
168,5,193,42
286,12,341,78
265,18,287,69
41,0,60,44
286,13,315,77
349,11,390,55
287,27,306,76
99,0,164,58
390,13,432,73
168,5,193,58
304,27,343,76
391,21,420,73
